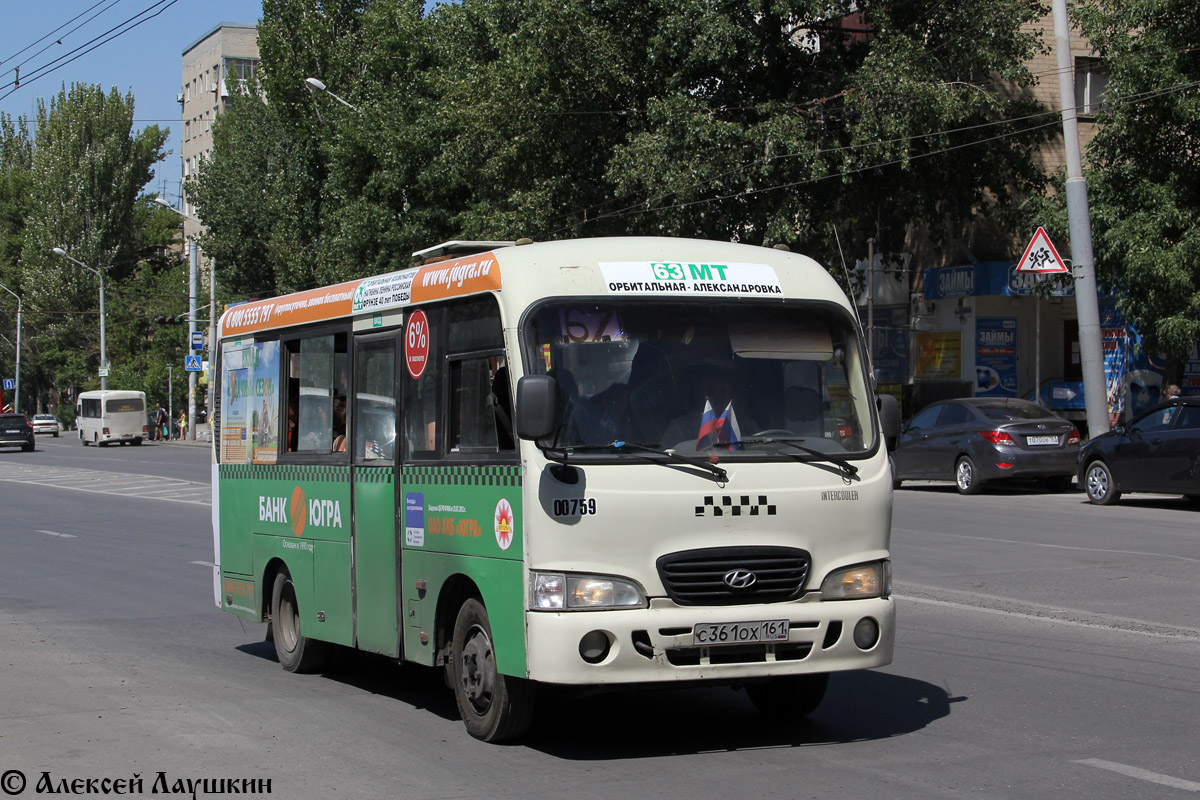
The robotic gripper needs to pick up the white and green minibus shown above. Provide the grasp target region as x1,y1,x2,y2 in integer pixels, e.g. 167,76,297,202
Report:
212,237,898,741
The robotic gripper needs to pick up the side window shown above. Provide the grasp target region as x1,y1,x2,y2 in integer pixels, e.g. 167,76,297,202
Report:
1131,406,1175,435
284,330,348,455
403,306,443,460
402,296,512,461
354,337,396,463
937,403,974,427
908,404,942,431
1174,406,1200,430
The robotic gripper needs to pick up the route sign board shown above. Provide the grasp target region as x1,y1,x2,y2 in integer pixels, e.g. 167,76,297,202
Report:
1017,227,1069,274
2,378,13,390
98,367,110,377
185,355,202,372
191,331,204,350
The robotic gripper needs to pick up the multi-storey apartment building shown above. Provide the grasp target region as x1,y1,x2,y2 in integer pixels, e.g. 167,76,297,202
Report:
179,23,259,242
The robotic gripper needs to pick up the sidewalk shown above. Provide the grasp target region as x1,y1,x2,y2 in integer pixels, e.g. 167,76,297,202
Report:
161,422,212,447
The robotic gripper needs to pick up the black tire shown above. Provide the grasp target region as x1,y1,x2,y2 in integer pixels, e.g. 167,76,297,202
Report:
132,438,142,446
1186,495,1200,505
746,673,829,719
449,598,536,742
53,432,59,438
270,570,331,673
23,441,34,452
955,455,982,495
1083,460,1120,505
889,454,902,490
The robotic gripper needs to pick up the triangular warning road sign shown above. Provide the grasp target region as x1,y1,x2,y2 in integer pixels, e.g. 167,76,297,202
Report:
1017,227,1069,274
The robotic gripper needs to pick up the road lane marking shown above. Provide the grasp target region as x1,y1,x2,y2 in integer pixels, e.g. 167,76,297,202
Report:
0,463,210,507
37,530,76,538
893,527,1200,564
190,561,214,567
897,591,1200,641
1075,759,1200,792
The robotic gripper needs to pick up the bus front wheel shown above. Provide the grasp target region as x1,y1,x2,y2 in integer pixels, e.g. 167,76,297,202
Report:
449,598,536,742
270,571,330,674
746,673,829,719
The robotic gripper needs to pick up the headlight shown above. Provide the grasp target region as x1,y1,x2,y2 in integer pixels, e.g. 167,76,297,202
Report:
529,572,647,610
820,561,891,600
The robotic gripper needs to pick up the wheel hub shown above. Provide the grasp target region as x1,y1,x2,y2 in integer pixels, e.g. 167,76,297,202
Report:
460,625,496,713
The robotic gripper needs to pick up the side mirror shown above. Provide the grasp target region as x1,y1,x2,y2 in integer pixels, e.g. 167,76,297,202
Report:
876,393,900,450
516,375,558,441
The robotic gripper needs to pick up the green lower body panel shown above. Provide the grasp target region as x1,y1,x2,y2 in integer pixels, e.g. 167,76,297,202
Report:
402,551,526,677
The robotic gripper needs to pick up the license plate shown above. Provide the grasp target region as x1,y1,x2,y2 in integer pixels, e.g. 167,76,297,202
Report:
1027,435,1058,445
692,619,789,646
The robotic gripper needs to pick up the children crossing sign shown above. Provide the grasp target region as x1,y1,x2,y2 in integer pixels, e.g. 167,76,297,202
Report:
1017,227,1069,274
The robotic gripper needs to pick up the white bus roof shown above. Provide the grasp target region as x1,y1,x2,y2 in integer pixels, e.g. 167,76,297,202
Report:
220,237,848,339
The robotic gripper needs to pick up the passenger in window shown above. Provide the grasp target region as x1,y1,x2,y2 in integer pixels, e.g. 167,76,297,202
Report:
332,398,347,452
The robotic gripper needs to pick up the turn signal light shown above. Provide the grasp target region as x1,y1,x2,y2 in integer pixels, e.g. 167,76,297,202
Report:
979,430,1015,444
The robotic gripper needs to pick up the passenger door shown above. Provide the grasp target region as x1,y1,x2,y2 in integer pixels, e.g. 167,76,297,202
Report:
351,331,401,657
1111,407,1176,492
894,403,944,479
1162,405,1200,496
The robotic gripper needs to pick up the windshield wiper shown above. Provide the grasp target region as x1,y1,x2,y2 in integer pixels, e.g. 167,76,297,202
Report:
540,440,727,481
612,441,728,482
738,436,859,481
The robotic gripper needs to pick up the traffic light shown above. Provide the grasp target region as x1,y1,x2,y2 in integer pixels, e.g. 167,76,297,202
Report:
154,313,187,325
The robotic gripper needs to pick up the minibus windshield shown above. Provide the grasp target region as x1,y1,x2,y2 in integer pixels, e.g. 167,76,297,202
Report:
524,300,875,457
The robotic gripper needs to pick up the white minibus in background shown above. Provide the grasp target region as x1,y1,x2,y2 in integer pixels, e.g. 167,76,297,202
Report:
76,390,149,446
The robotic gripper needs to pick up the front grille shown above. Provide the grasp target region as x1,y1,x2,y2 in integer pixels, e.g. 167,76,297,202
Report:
656,546,811,606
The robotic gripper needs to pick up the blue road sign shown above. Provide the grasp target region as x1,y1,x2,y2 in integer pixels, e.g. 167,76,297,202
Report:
2,378,13,390
185,355,202,372
191,331,204,350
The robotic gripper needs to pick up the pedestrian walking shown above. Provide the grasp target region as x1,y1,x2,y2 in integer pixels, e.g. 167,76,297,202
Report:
153,403,168,441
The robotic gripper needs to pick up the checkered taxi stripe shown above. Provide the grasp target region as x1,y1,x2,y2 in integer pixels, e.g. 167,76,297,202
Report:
401,465,522,487
219,464,351,482
695,495,777,517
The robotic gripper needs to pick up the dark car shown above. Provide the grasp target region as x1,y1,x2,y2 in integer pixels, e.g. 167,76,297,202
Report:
1077,396,1200,505
893,397,1079,494
0,413,36,452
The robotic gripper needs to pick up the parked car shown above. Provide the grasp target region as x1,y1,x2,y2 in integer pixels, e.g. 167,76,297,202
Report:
892,397,1080,494
31,414,60,437
0,412,36,451
1077,396,1200,505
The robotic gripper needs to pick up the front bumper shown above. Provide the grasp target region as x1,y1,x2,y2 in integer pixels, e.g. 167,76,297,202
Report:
525,594,895,685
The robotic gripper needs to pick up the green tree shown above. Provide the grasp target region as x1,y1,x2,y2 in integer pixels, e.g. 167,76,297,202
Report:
17,84,168,402
1075,0,1200,382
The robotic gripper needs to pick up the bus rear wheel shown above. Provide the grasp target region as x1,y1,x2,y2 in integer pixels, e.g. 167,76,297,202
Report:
270,571,330,674
746,673,829,719
449,598,536,742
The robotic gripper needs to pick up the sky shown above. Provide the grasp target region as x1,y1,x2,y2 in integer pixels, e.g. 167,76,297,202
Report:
0,0,265,205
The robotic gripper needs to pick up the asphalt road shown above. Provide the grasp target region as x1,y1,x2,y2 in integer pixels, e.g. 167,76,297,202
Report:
1,439,1198,799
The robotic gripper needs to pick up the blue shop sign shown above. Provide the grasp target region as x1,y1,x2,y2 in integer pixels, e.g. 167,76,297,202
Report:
924,261,1074,300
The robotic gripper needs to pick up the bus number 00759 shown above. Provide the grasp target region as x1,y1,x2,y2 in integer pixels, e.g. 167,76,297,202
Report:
553,498,597,517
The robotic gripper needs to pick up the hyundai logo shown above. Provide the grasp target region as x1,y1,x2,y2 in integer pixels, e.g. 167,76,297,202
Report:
724,569,757,589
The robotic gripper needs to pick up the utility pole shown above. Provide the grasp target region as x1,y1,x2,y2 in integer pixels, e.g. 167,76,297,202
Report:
1053,0,1110,437
188,240,198,441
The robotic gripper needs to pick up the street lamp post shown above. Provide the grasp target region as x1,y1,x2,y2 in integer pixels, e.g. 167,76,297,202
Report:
51,248,107,392
0,283,20,414
304,77,358,111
